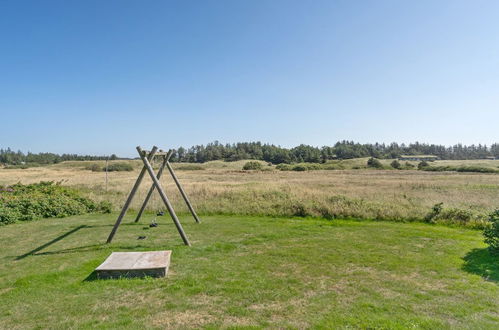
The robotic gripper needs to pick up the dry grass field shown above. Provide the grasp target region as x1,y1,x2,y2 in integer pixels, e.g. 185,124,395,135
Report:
1,159,498,227
1,160,499,328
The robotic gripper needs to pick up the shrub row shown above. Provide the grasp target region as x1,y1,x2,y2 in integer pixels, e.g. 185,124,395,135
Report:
3,162,42,169
85,162,134,172
420,165,498,173
176,164,204,171
276,163,346,171
421,202,492,229
242,161,264,170
0,181,111,225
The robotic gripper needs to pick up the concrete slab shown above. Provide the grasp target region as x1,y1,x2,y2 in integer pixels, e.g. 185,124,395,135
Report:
95,251,171,279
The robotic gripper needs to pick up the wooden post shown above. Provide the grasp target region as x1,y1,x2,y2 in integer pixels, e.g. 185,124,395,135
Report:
105,156,109,192
106,146,158,243
133,151,172,223
166,160,201,223
137,146,191,246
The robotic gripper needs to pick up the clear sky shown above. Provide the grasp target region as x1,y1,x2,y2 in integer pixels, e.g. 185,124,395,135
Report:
1,0,498,156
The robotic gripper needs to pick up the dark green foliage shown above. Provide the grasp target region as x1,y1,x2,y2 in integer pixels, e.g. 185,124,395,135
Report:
291,203,310,217
405,162,415,169
456,166,493,173
418,161,429,169
0,182,111,225
3,162,41,169
390,160,401,169
97,201,112,214
438,208,474,223
367,157,383,168
276,163,325,171
275,164,291,171
175,164,204,170
85,164,102,172
0,205,20,224
0,148,117,165
420,165,498,173
292,165,307,171
84,162,134,172
294,163,322,171
483,209,499,253
106,162,134,172
242,161,263,171
424,203,444,223
166,141,499,164
424,202,481,226
2,142,499,166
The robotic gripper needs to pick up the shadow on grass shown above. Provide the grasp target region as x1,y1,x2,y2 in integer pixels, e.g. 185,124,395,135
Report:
462,248,499,283
14,220,152,260
83,270,160,282
27,244,106,256
84,271,99,282
16,225,90,260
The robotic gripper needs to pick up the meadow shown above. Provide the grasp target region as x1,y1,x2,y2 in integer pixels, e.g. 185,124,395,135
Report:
1,158,498,227
0,214,497,328
1,159,498,328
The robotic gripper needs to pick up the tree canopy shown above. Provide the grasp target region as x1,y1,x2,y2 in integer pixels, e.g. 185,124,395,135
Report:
2,141,498,165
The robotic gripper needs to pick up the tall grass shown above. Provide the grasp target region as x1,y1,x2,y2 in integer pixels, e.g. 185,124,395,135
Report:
1,161,498,228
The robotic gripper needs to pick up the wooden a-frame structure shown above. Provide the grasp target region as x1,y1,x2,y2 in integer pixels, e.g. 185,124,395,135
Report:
106,146,201,246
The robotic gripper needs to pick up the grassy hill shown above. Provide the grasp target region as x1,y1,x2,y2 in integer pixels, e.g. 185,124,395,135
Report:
0,213,497,328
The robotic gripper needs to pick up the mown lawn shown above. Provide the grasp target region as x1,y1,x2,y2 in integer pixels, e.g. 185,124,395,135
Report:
0,214,498,329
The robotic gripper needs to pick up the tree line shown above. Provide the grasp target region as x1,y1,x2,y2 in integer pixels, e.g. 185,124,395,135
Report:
169,141,499,163
1,141,498,165
0,148,117,165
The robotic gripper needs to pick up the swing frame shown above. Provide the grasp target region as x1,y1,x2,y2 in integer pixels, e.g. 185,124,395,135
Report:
106,146,201,246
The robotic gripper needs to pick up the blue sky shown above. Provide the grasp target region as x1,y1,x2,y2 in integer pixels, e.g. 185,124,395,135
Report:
1,0,498,156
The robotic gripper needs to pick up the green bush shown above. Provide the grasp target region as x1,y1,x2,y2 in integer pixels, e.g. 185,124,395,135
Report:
418,161,429,169
423,202,485,227
390,160,401,169
84,163,134,172
292,165,307,171
176,164,204,171
420,165,497,173
323,163,345,170
0,182,111,225
0,204,21,224
275,164,292,171
243,161,263,171
85,164,102,172
405,162,415,169
276,162,344,171
483,209,499,253
424,202,443,223
367,158,383,169
4,163,41,169
456,166,496,173
106,162,134,172
438,208,474,224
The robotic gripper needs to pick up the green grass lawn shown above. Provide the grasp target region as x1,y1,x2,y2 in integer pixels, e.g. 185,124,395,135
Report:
0,214,498,329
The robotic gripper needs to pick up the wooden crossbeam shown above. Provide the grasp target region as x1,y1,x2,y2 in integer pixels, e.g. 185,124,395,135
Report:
137,146,190,246
142,150,169,156
134,150,173,223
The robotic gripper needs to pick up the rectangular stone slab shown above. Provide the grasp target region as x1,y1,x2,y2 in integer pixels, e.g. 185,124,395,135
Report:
95,251,171,279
